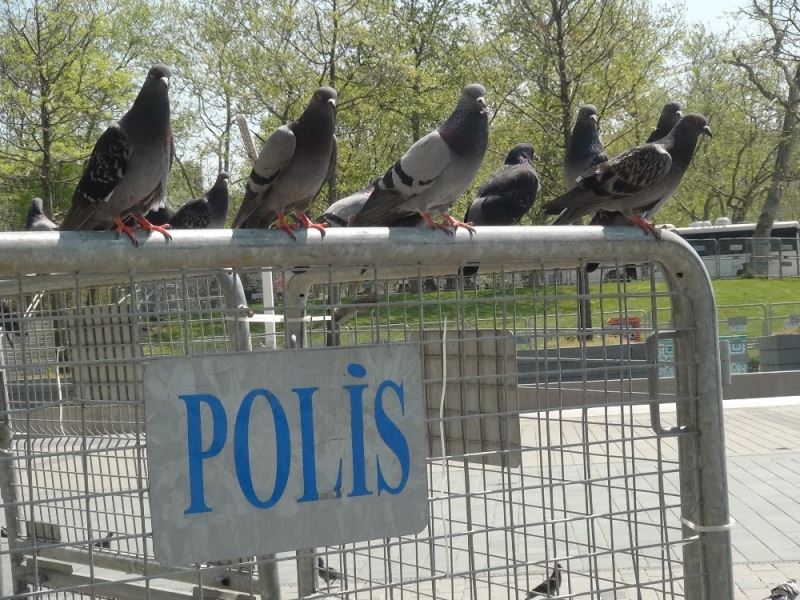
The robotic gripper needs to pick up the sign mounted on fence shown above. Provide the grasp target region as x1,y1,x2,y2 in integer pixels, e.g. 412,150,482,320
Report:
144,344,428,565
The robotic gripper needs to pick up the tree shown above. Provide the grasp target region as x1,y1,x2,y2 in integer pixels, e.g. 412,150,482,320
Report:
727,0,800,273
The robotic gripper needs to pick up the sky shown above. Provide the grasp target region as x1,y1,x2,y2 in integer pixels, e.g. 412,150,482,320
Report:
673,0,749,32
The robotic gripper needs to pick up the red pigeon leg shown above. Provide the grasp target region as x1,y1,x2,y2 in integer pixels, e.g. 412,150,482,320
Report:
131,213,172,241
112,216,140,247
294,210,328,238
442,212,476,234
276,212,300,240
421,212,453,235
627,214,661,240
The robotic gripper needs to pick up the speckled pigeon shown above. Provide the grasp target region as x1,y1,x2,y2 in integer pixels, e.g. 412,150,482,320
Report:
351,84,489,233
60,64,173,246
169,172,230,229
232,87,337,238
25,197,57,231
317,182,423,228
525,563,562,598
545,113,712,237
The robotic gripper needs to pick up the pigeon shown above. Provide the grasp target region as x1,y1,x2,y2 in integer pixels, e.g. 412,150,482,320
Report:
769,580,800,600
93,531,114,549
544,113,712,237
169,172,230,229
351,84,489,233
25,197,57,231
588,101,685,229
232,87,337,238
317,182,424,228
0,301,21,349
459,143,539,276
525,563,562,598
317,557,342,584
60,64,173,246
564,105,608,192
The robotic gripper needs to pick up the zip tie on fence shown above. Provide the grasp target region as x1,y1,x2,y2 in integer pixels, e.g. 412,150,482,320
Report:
681,516,735,533
437,317,453,576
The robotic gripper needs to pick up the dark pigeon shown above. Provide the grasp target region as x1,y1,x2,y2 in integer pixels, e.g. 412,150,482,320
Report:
316,557,342,584
318,182,424,228
351,84,489,233
61,64,173,246
93,531,114,549
770,580,800,600
460,143,539,276
0,301,21,349
545,113,712,237
232,87,337,239
169,172,230,229
525,563,562,598
558,104,609,224
25,197,57,231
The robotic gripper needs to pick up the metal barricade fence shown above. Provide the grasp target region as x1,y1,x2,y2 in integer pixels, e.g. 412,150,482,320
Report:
0,227,732,599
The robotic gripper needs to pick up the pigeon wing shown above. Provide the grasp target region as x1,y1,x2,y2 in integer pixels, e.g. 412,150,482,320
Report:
61,125,131,229
169,198,210,229
353,131,451,225
466,165,539,225
232,125,296,228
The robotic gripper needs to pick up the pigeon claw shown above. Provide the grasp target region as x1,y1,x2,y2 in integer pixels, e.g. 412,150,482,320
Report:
628,214,661,240
295,211,328,238
113,216,139,247
132,214,172,242
422,212,453,235
276,212,299,241
442,213,476,235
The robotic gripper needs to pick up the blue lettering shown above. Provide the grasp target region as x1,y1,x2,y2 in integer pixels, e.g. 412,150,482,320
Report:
234,389,291,509
345,363,372,497
181,394,228,514
374,381,410,495
294,387,320,503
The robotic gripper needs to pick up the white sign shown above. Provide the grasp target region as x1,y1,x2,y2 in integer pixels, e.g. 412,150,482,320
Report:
144,344,428,565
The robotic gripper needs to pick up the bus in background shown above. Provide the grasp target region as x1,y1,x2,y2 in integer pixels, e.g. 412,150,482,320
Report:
673,218,800,278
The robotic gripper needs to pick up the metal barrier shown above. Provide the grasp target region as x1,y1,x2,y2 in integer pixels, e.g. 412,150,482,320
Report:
0,227,733,599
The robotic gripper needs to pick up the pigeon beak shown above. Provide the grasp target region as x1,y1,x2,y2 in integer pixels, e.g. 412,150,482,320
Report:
477,96,487,113
327,98,337,108
676,110,683,118
589,114,599,125
160,76,170,88
702,125,713,138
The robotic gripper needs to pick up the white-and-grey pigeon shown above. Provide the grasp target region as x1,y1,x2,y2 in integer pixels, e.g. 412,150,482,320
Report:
351,84,489,233
25,197,57,231
60,64,174,246
545,113,712,237
525,563,562,598
769,580,800,600
169,172,230,229
317,182,423,228
232,87,337,238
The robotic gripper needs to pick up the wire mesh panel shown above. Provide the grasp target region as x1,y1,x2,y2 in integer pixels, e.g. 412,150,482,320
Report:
0,228,733,600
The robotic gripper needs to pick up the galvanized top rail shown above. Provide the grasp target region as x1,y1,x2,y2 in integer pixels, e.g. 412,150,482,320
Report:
0,226,703,275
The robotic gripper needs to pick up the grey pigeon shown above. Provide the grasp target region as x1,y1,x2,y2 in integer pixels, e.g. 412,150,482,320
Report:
93,531,114,549
317,557,342,584
460,143,538,276
525,563,562,598
351,84,489,233
564,105,608,191
232,87,337,238
545,113,712,236
169,172,230,229
25,197,57,231
589,101,684,228
61,64,173,246
769,580,800,600
317,182,423,228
